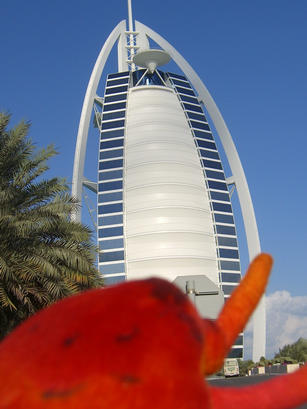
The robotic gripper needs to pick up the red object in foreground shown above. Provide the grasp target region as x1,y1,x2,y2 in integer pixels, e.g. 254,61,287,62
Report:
0,254,306,409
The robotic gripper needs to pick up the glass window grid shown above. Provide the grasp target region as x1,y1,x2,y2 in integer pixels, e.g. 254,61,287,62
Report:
219,248,239,259
196,139,217,150
98,203,123,214
167,72,187,81
99,160,124,171
100,138,124,149
190,121,210,131
99,262,125,274
183,103,203,113
179,94,199,104
205,170,225,181
99,180,123,191
214,213,235,224
99,251,125,263
202,159,223,170
100,129,125,139
171,78,192,88
98,225,124,237
99,169,123,181
210,191,230,201
221,272,241,283
193,130,214,140
99,149,123,160
187,111,208,122
199,149,220,160
101,120,125,130
98,191,123,202
98,237,124,249
106,78,129,87
176,86,195,96
208,181,228,191
212,202,232,212
108,72,130,79
104,94,127,104
105,85,128,95
103,102,127,112
102,111,126,121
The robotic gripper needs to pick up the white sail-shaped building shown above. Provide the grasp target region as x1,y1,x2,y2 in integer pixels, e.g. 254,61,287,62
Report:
72,3,265,362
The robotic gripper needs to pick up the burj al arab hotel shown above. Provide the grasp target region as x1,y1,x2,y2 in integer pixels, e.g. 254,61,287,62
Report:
72,1,265,362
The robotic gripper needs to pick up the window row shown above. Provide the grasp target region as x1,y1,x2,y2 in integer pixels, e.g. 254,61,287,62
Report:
100,128,124,139
98,192,123,204
104,93,127,104
220,260,240,271
100,138,124,149
98,203,123,215
99,169,123,181
214,213,234,224
99,148,123,160
176,86,195,96
187,111,207,122
183,103,203,113
101,119,125,130
106,77,129,87
205,169,225,181
218,248,239,259
208,180,228,191
171,78,192,88
194,130,214,141
228,348,243,359
105,85,128,95
190,120,210,132
215,224,236,235
99,159,123,171
179,94,199,104
98,180,123,192
210,191,230,202
212,202,232,213
98,225,123,237
218,236,237,247
99,237,124,250
104,275,126,285
103,102,126,112
221,272,241,283
99,262,125,274
167,72,187,81
108,71,130,79
102,110,125,121
200,149,220,160
98,214,123,226
99,251,125,263
222,284,237,295
197,139,216,150
202,159,223,170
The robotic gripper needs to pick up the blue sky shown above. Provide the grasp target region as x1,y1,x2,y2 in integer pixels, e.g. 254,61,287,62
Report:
1,1,307,355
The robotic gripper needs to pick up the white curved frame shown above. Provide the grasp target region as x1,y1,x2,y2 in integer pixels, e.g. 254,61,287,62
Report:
134,21,264,362
72,19,264,361
71,20,126,221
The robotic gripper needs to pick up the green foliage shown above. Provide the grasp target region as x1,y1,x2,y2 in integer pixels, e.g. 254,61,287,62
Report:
275,338,307,363
0,113,103,338
238,359,254,376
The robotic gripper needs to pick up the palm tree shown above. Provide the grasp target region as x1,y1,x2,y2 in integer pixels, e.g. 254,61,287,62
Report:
0,113,103,338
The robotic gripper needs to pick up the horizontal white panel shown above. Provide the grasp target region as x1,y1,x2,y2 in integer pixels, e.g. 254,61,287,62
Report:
125,184,210,212
126,231,216,259
125,162,204,188
126,257,219,285
125,128,192,146
125,147,199,167
126,208,212,235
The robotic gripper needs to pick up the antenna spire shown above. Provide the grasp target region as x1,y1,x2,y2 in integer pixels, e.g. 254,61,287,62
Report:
127,0,134,32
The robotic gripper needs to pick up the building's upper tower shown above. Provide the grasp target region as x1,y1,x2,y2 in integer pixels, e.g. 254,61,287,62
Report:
72,0,265,362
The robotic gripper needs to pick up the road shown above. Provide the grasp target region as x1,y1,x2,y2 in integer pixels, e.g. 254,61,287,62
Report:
208,375,307,409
